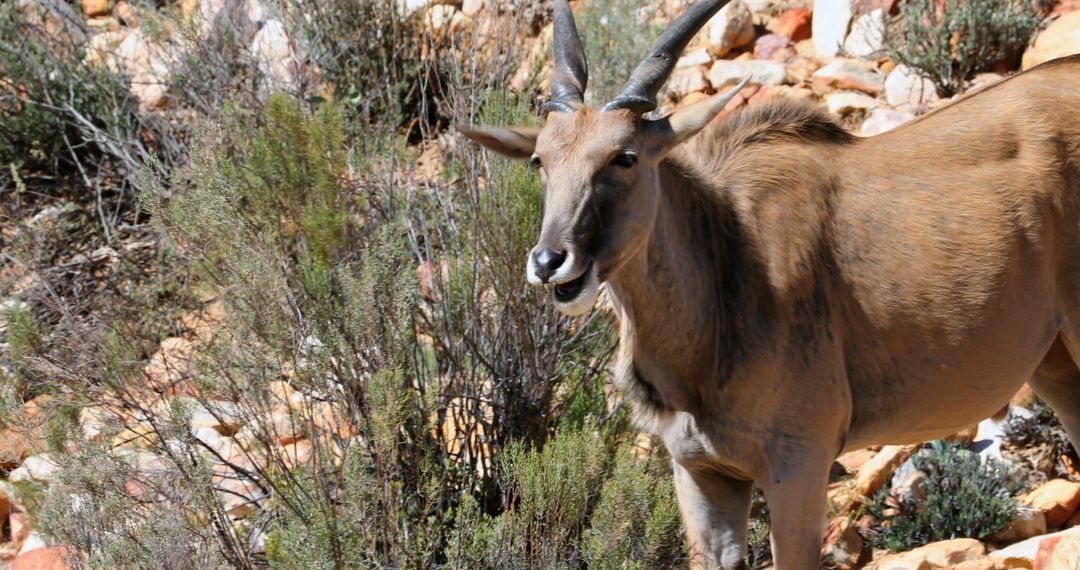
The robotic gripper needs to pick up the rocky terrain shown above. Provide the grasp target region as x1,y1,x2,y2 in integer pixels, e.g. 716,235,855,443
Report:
2,0,1080,568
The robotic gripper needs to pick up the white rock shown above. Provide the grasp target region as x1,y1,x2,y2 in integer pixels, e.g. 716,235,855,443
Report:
707,0,755,58
666,67,710,99
859,108,914,137
825,91,880,115
812,0,853,58
884,65,940,108
461,0,484,16
1022,10,1080,70
251,19,297,93
709,59,787,88
113,28,177,109
396,0,431,16
843,8,885,58
812,59,884,94
677,47,713,69
9,453,60,485
18,531,48,555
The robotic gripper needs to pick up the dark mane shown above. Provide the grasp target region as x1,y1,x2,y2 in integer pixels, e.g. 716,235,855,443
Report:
709,97,855,149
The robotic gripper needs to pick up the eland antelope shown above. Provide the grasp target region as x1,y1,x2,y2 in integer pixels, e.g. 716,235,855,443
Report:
461,0,1080,567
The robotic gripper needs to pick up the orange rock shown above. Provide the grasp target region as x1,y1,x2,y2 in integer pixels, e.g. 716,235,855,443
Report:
1023,479,1080,527
821,516,863,569
80,0,110,17
1010,383,1036,408
853,444,913,498
836,448,877,475
876,538,986,570
772,8,812,41
11,546,70,570
1035,532,1080,570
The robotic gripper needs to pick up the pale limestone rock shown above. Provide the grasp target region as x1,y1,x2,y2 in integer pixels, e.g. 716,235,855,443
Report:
706,0,755,58
709,59,786,88
876,538,986,570
859,108,913,137
1022,11,1080,70
812,0,853,57
843,8,884,58
812,58,884,95
825,90,880,115
884,64,940,108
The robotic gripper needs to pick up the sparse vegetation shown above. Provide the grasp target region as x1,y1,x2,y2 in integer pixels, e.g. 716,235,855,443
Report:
884,0,1043,96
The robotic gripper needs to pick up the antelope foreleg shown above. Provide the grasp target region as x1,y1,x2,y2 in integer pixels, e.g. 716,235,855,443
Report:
760,451,832,570
673,462,754,570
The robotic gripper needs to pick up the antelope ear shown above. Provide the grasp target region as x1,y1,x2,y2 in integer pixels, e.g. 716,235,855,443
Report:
646,77,752,151
459,126,540,159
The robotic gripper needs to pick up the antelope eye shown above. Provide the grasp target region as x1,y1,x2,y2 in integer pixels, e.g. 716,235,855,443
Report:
528,155,542,170
612,150,637,169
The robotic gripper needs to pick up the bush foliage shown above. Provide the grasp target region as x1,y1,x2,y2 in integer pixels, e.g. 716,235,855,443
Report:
869,441,1023,552
884,0,1042,96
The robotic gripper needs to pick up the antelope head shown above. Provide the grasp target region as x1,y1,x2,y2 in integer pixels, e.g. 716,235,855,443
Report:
462,0,746,315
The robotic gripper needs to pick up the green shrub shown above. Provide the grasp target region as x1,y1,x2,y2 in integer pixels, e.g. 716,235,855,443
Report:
884,0,1042,96
869,440,1023,551
577,0,664,105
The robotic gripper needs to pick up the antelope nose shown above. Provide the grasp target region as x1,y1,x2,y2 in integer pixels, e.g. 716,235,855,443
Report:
532,249,567,283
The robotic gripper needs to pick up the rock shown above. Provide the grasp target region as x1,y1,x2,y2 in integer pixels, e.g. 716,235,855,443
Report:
859,108,914,136
0,428,32,472
754,33,790,61
423,4,469,37
992,526,1080,562
836,448,877,475
80,0,110,17
217,477,266,518
749,84,815,103
812,0,853,57
1023,479,1080,527
18,0,89,48
772,7,812,41
876,538,986,570
396,0,432,16
113,0,136,27
825,91,880,115
1022,11,1080,70
11,546,69,570
812,58,885,95
112,28,180,110
785,55,822,83
853,444,912,497
251,19,298,94
884,65,940,108
707,0,755,58
666,67,710,100
187,399,244,436
1036,531,1080,569
82,29,128,68
9,453,60,485
709,59,787,88
679,91,710,107
989,507,1048,544
280,439,313,469
1011,383,1037,408
889,460,928,508
843,8,885,58
821,516,863,569
677,47,713,68
461,0,483,16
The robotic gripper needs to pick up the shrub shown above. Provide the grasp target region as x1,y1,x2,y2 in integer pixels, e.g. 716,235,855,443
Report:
884,0,1042,96
869,440,1023,551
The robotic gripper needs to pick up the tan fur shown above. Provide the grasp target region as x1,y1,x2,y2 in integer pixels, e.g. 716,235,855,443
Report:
462,55,1080,569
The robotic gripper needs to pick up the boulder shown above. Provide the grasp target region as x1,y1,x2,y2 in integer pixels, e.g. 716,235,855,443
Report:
991,525,1080,563
772,7,812,41
859,108,913,136
812,58,885,95
1035,530,1080,569
812,0,853,57
825,91,880,115
1022,11,1080,70
251,19,298,94
11,546,69,570
677,47,713,68
754,33,791,61
843,8,885,58
1023,479,1080,527
836,448,877,474
989,507,1048,544
707,0,755,58
876,538,986,570
80,0,110,17
821,516,863,569
852,444,912,497
666,67,710,100
8,453,60,485
461,0,484,16
884,65,940,108
709,59,787,88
